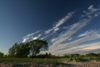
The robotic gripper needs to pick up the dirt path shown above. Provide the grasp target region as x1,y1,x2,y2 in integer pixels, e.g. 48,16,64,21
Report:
53,61,100,67
0,61,100,67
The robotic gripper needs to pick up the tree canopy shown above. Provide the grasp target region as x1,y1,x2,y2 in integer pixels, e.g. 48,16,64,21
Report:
29,39,48,57
8,39,48,58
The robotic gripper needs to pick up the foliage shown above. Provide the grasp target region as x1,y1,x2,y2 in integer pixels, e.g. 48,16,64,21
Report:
8,43,17,57
15,43,30,58
29,39,48,57
0,52,4,58
8,39,48,58
8,43,30,58
86,53,98,57
0,52,3,55
63,53,100,62
35,53,62,59
98,53,100,56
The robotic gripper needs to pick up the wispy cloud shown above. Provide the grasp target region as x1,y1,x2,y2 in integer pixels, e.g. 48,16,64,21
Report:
49,19,90,52
22,12,75,42
22,37,30,43
40,12,75,40
45,12,75,34
56,41,100,55
22,30,41,43
32,34,42,40
81,42,100,51
54,41,100,55
50,30,100,55
48,5,100,55
78,30,93,37
82,5,100,18
41,33,52,40
94,11,100,17
88,5,99,12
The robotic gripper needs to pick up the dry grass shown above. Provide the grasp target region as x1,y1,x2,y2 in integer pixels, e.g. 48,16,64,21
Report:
0,58,100,67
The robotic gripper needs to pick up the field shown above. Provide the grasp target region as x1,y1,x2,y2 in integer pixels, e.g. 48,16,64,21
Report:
0,57,100,67
0,58,62,67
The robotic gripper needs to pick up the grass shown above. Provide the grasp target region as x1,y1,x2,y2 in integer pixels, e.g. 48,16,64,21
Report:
0,56,100,67
0,58,62,66
63,57,100,62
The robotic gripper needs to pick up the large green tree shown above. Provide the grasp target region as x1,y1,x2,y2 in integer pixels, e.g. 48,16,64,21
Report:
8,43,30,58
29,39,48,57
8,39,48,58
15,43,30,58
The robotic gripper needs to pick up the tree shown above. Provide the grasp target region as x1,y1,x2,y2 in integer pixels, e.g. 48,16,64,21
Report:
29,39,48,57
8,39,48,58
8,42,18,57
15,43,30,58
0,52,4,57
0,52,3,55
8,43,30,58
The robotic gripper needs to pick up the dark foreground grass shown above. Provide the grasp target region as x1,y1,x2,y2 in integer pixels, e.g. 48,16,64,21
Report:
0,58,63,66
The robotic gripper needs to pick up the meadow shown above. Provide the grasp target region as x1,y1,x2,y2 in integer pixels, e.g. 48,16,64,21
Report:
0,58,62,67
0,53,100,67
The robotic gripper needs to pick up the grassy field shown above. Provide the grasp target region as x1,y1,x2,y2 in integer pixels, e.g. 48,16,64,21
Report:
0,58,63,67
0,57,100,67
0,53,100,67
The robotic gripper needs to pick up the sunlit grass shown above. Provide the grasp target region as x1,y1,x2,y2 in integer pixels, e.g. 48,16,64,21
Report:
63,57,100,62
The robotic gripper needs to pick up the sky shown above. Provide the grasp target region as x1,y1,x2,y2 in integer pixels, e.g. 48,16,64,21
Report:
0,0,100,55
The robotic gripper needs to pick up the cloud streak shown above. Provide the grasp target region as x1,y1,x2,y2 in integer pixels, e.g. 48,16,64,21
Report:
54,41,100,55
22,30,41,43
78,30,94,37
49,29,100,55
22,12,75,42
49,19,90,52
82,5,100,18
48,5,100,55
45,12,75,34
32,34,42,40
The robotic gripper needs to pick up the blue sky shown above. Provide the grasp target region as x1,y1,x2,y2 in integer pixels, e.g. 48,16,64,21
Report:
0,0,100,55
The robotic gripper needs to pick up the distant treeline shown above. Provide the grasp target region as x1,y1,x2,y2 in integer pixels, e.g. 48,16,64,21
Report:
0,50,100,59
0,50,100,61
0,52,100,58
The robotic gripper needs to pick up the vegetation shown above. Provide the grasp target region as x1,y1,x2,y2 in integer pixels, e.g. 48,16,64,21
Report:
29,39,48,57
8,42,30,58
0,52,4,58
8,39,48,58
63,53,100,62
0,58,61,67
0,39,100,66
